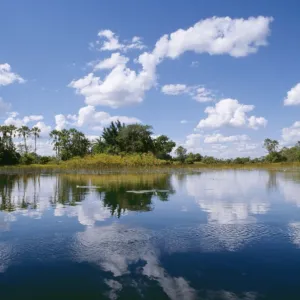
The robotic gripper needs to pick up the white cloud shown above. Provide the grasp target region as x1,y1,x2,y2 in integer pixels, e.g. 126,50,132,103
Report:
55,114,68,130
161,84,214,102
180,120,188,124
97,30,146,52
93,52,129,70
204,133,250,144
33,121,52,137
55,105,140,131
196,99,267,130
284,83,300,106
0,63,25,86
192,87,214,103
4,113,44,128
68,60,155,108
248,116,268,129
190,61,199,68
281,121,300,145
155,16,273,59
184,133,203,153
161,84,187,95
236,143,259,152
71,16,272,109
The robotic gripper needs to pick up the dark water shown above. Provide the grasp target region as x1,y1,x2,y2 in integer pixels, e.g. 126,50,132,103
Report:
1,170,300,299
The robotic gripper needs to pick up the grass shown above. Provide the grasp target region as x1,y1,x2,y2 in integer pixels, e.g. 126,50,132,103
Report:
1,153,300,175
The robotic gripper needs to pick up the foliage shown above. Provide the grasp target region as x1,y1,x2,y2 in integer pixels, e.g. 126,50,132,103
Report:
117,124,154,153
153,135,176,160
20,153,36,165
50,128,90,160
175,146,187,163
264,138,279,154
62,153,170,169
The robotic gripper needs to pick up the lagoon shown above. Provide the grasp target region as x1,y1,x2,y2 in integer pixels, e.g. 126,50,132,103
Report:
1,170,300,299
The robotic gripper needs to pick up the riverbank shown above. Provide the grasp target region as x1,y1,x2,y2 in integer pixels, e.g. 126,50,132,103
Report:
0,153,300,175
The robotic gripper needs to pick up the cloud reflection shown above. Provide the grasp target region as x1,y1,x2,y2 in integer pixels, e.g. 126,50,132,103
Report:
73,224,196,300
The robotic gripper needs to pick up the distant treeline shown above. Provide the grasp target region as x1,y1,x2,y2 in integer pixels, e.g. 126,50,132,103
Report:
0,122,299,166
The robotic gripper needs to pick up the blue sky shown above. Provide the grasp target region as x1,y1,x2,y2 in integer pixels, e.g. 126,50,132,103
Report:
1,0,300,157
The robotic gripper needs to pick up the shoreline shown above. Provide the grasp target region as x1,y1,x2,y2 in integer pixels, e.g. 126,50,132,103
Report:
0,162,300,175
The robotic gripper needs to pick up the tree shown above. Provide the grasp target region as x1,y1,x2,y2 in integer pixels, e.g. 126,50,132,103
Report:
92,137,107,154
102,120,125,153
17,126,31,153
264,138,279,154
175,146,187,163
31,126,41,154
50,130,61,158
50,128,90,160
153,135,176,160
117,124,154,153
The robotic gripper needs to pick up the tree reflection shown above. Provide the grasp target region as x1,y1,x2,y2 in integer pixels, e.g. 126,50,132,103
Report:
0,173,174,219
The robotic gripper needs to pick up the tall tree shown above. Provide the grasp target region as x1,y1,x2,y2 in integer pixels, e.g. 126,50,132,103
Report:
31,127,41,154
50,130,61,158
117,124,154,153
175,146,187,163
264,138,279,154
153,135,176,159
17,126,31,153
102,120,125,154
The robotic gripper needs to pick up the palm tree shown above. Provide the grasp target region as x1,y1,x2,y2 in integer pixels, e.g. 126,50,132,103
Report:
50,129,60,158
17,126,31,153
7,125,17,150
31,127,41,154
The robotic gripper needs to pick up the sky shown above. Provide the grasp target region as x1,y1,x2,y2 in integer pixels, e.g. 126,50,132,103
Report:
1,0,300,157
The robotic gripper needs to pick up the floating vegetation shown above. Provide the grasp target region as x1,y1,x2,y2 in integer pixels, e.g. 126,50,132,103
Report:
76,185,101,189
126,189,170,194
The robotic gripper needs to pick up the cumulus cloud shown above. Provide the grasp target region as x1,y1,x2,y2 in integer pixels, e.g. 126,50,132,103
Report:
281,121,300,145
97,30,146,52
161,84,187,95
284,83,300,106
70,16,272,108
204,133,250,143
155,16,273,59
33,121,52,137
4,113,44,128
68,60,155,108
196,99,267,130
184,134,203,153
162,84,214,102
0,63,25,86
93,52,129,70
55,105,140,131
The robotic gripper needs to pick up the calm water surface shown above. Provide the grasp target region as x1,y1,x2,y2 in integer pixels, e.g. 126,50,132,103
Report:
1,170,300,299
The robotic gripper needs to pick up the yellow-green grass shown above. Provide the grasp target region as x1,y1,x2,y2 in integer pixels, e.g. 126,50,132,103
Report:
0,154,300,174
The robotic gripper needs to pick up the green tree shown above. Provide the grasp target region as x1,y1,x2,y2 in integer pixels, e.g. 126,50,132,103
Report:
102,120,125,154
175,146,187,163
31,126,41,154
50,129,61,158
17,126,31,153
91,137,107,154
153,135,176,160
264,138,279,154
50,128,90,160
117,124,154,153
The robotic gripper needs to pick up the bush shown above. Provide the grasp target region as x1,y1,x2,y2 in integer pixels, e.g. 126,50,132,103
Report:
20,153,36,165
185,157,194,164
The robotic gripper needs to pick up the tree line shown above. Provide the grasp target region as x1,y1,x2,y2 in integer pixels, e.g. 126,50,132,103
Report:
1,121,300,166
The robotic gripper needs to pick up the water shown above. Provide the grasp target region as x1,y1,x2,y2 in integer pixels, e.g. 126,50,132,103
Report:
1,170,300,299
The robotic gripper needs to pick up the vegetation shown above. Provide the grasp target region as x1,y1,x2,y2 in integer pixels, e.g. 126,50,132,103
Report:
1,120,300,169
